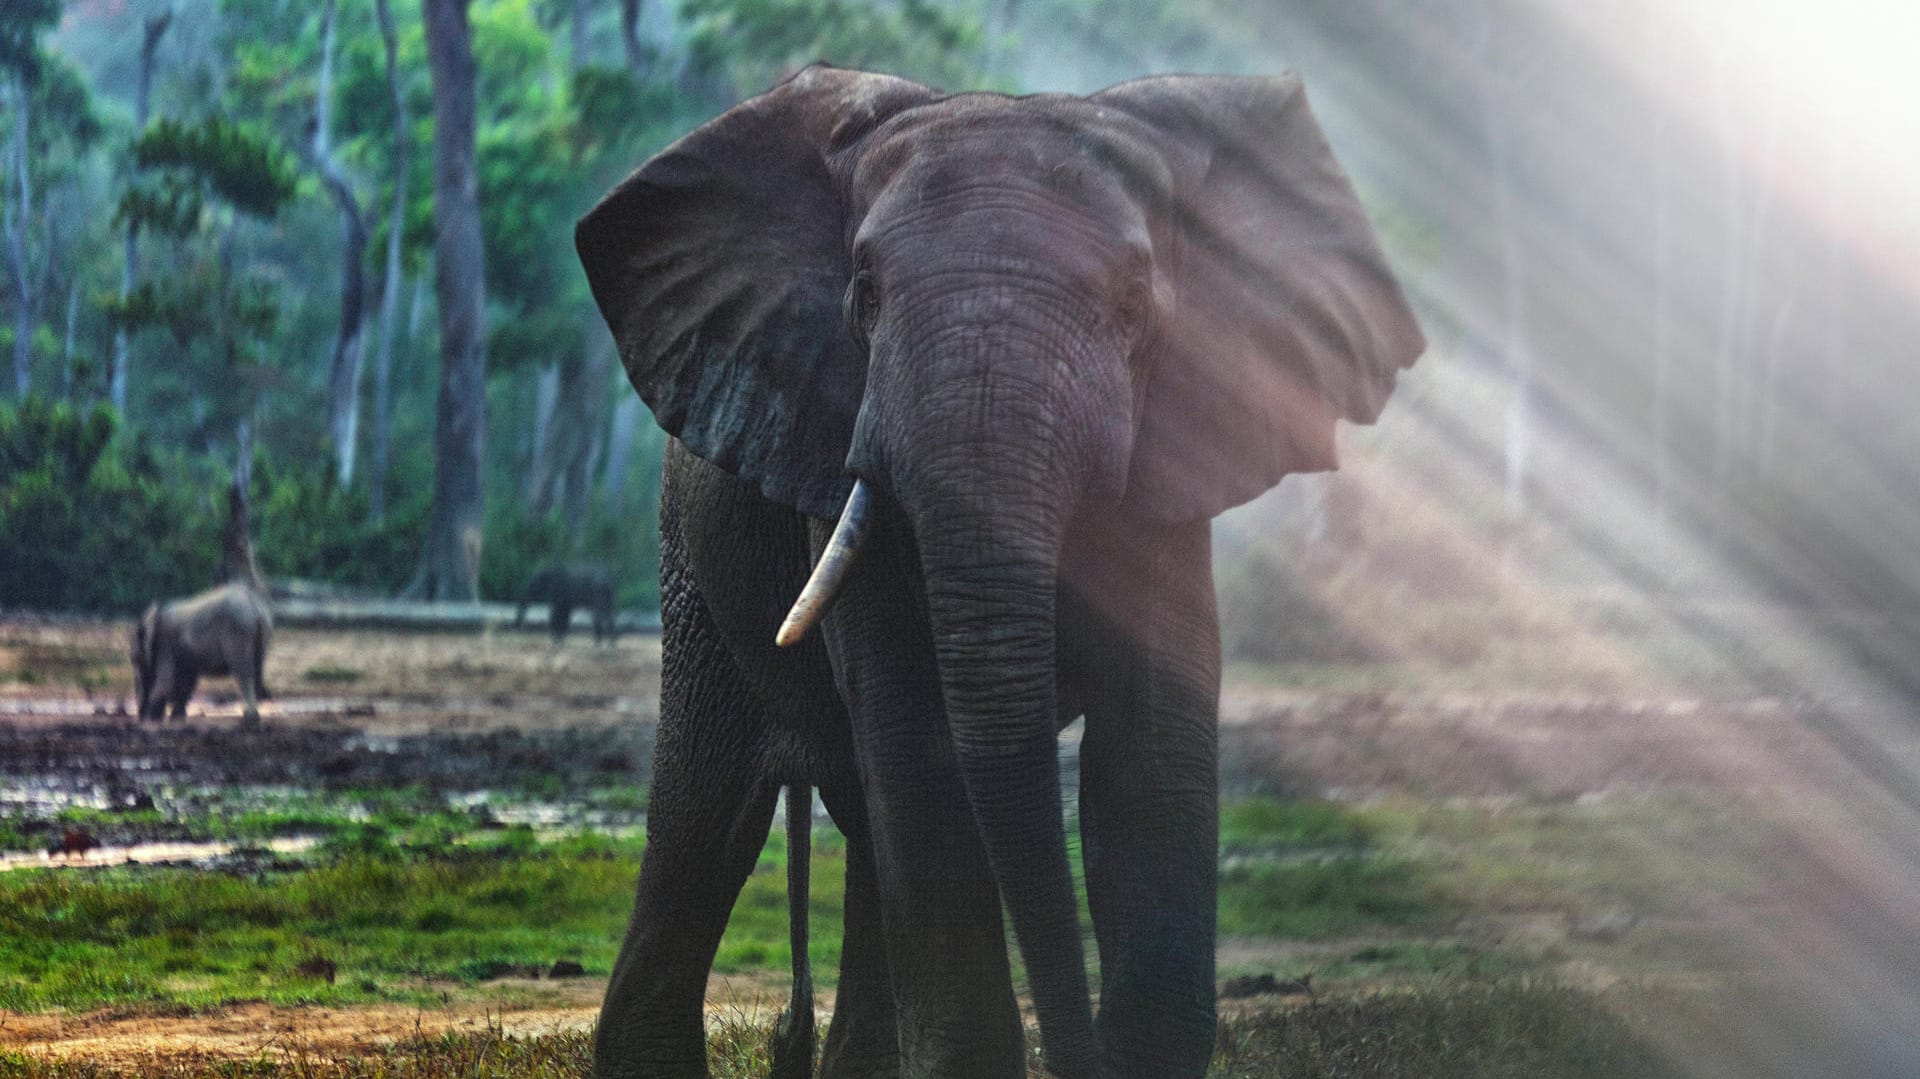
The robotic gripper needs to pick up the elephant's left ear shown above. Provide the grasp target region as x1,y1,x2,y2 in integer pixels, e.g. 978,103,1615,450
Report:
1094,74,1425,522
576,66,944,519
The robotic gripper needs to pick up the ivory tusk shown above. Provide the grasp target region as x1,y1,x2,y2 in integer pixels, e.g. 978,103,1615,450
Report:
776,480,873,647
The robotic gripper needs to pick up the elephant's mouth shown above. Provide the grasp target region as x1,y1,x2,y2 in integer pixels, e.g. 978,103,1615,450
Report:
775,479,876,646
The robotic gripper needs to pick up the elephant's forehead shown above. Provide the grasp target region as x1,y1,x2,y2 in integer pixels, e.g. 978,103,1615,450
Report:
853,94,1171,209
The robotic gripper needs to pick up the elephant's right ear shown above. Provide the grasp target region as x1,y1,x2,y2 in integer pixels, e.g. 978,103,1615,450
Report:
576,66,942,519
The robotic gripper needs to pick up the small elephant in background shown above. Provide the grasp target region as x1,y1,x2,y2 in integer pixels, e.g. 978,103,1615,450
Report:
131,582,274,723
131,479,274,724
515,564,618,643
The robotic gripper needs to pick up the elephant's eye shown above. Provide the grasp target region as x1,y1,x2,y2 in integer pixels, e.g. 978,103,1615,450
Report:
846,272,880,350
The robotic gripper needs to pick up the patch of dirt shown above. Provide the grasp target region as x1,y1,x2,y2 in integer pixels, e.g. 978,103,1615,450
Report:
0,975,804,1065
0,622,662,734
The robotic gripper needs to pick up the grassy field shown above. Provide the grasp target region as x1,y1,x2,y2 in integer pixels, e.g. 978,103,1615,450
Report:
0,795,1482,1011
5,619,1841,1074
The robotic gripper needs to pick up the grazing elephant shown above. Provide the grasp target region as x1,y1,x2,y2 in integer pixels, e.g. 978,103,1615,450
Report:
515,564,619,643
131,582,274,724
577,65,1423,1078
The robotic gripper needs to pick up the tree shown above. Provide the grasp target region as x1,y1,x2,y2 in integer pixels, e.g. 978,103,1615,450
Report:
311,0,372,487
109,9,173,414
109,115,299,479
2,0,62,397
368,0,410,521
405,0,488,601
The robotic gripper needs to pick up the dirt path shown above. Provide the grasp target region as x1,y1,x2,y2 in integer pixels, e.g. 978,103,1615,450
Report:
0,975,816,1065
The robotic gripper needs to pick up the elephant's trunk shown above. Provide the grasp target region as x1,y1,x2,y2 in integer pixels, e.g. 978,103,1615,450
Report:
908,460,1099,1078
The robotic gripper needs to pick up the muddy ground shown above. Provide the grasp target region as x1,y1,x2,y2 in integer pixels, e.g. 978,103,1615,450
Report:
4,616,1917,1070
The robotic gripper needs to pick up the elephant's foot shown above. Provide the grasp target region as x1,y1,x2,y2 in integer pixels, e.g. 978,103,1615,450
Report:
769,1002,816,1079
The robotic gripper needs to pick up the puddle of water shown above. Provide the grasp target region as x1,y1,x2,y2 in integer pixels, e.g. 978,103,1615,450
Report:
0,835,319,874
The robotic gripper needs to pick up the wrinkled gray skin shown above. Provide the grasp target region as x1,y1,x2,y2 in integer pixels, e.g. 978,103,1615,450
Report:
577,66,1423,1078
515,564,618,643
131,583,274,724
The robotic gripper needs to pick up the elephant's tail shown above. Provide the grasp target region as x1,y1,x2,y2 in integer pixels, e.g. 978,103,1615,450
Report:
770,783,815,1079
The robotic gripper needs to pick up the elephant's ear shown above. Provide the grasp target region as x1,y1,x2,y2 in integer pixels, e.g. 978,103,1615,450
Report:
1095,74,1425,522
576,65,943,519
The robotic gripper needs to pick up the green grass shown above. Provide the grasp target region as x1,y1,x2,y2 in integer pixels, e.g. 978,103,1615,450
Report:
0,825,858,1013
0,835,643,1011
0,984,1682,1077
0,798,1444,1014
1216,798,1446,940
1220,798,1375,851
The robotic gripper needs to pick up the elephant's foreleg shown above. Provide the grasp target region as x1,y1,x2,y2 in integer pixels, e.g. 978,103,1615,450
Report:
1064,519,1220,1079
169,669,198,720
815,779,900,1079
226,643,264,725
593,596,780,1077
817,517,1025,1078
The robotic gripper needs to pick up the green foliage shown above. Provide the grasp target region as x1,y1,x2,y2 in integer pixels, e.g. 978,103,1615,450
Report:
0,0,59,82
250,454,425,591
0,399,223,612
132,116,299,220
0,398,439,610
685,0,991,95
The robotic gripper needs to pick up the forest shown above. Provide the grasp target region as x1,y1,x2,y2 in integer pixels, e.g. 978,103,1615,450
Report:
1,0,1913,627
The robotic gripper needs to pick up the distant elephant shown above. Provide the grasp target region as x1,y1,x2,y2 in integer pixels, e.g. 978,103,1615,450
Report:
515,564,618,643
132,480,274,725
131,582,274,724
577,65,1422,1078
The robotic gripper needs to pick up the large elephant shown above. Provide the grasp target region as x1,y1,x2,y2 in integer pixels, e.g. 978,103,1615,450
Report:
514,563,619,642
577,66,1423,1078
131,582,274,724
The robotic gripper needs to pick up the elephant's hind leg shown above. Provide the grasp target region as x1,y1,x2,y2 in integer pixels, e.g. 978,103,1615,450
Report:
815,780,901,1079
593,561,781,1077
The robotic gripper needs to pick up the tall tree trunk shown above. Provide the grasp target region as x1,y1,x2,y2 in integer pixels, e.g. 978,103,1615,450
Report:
571,0,591,67
369,0,409,522
527,341,611,548
314,0,370,485
527,363,558,500
405,0,488,601
110,10,171,413
620,0,646,73
60,271,77,399
7,72,34,398
599,394,640,512
527,7,612,543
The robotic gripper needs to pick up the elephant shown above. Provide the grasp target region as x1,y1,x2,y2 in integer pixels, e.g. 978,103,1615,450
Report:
576,65,1423,1078
131,581,274,724
514,564,619,643
131,480,274,725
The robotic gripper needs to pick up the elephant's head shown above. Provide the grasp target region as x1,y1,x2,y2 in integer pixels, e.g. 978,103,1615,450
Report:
577,65,1422,1073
